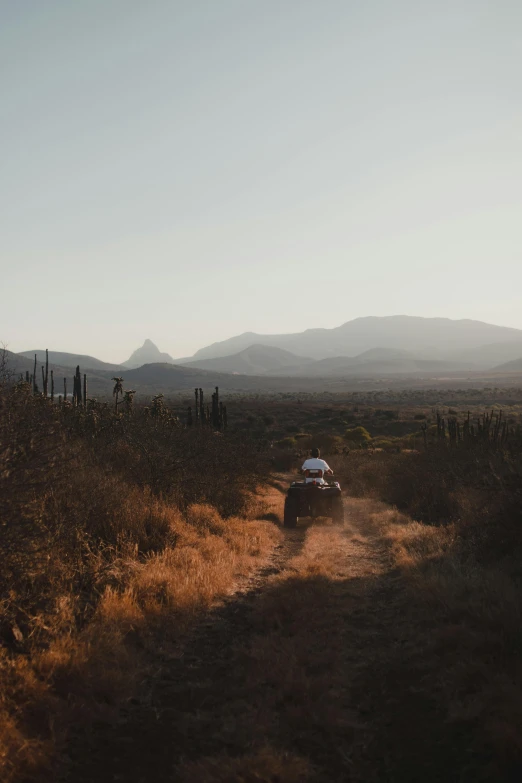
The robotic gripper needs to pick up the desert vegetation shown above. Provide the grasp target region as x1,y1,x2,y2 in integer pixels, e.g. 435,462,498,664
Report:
3,346,522,781
0,354,279,782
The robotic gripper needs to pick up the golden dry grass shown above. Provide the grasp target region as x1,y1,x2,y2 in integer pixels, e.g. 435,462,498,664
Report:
0,491,281,783
170,519,379,782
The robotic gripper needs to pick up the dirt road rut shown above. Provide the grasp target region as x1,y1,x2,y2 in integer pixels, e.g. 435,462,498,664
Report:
62,499,426,783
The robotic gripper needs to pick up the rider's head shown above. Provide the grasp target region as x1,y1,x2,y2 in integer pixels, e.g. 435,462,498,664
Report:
311,447,320,458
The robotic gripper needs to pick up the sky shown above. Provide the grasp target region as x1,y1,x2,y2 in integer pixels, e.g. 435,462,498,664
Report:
1,0,521,363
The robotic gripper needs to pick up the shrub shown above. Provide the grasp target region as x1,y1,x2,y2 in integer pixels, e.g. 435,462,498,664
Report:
344,426,372,446
275,437,297,450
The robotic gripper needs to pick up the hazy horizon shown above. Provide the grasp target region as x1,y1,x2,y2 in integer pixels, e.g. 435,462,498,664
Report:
2,1,521,362
6,313,522,366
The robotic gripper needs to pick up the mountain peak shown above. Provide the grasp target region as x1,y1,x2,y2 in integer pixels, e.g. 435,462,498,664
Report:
124,340,175,369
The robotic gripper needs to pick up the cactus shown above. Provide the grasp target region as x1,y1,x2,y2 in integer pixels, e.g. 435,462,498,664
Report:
111,377,123,412
123,389,136,413
72,366,82,407
44,349,49,397
33,354,37,395
199,388,204,423
83,373,87,409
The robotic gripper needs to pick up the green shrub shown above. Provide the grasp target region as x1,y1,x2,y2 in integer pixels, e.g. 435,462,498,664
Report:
372,438,394,450
344,426,372,446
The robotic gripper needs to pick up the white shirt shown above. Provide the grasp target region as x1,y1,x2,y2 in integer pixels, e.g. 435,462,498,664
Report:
301,457,331,484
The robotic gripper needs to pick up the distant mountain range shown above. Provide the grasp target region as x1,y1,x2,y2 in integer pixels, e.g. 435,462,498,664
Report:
190,316,522,363
9,316,522,396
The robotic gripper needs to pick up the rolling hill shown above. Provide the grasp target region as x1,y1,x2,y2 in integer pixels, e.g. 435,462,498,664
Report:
266,347,475,377
18,350,124,373
491,357,522,372
183,344,313,375
4,350,113,396
449,341,522,369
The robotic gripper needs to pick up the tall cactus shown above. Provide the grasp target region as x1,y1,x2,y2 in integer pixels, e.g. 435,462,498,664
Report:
74,366,82,407
44,349,49,397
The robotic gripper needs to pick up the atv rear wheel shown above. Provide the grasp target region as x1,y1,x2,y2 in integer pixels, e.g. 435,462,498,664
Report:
283,496,298,528
331,497,344,526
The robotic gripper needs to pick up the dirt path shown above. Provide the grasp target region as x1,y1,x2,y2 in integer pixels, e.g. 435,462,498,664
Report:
61,496,467,782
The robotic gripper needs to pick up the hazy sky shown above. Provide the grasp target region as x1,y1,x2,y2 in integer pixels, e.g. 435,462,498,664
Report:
1,0,521,362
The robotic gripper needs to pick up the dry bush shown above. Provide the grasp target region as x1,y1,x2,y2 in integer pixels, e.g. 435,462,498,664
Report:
0,382,279,782
332,446,522,544
368,503,522,779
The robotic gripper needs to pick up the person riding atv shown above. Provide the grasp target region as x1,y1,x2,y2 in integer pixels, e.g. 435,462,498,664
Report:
300,448,333,484
284,448,343,528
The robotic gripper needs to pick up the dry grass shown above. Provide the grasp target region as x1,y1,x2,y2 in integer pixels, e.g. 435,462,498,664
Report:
0,494,280,783
364,502,522,780
170,520,374,782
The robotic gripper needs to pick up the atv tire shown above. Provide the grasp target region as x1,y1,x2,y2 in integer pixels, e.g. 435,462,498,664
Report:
331,497,344,526
283,496,298,528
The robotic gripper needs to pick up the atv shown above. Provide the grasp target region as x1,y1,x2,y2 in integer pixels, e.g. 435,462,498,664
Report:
283,469,344,528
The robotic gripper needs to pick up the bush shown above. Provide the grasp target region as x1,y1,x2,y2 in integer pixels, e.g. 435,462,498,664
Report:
0,380,277,781
372,438,395,450
275,437,297,450
344,426,372,446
